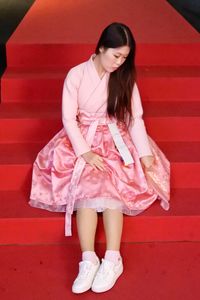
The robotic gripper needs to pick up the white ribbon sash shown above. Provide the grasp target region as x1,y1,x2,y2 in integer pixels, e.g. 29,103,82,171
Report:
108,123,134,166
65,120,134,236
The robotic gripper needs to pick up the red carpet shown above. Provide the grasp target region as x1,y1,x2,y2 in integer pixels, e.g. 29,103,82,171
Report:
1,0,200,299
5,0,200,66
1,242,200,300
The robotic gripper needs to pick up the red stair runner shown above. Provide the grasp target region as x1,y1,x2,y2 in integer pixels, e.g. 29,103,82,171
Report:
1,0,200,242
0,0,200,298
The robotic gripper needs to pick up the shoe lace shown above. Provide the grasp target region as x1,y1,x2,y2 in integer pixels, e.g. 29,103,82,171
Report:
78,262,93,279
96,259,112,279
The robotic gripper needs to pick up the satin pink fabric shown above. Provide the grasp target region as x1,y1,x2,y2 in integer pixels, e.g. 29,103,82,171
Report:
29,55,170,236
29,110,170,236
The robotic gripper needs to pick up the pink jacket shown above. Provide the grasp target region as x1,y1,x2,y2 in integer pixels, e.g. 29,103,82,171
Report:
62,55,152,158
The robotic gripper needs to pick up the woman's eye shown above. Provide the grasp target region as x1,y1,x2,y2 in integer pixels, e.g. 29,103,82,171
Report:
114,55,127,59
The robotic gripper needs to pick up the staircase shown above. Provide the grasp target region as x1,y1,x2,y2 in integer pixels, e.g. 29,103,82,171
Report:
0,0,200,299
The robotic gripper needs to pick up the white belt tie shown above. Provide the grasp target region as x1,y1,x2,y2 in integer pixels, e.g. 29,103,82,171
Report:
65,120,134,236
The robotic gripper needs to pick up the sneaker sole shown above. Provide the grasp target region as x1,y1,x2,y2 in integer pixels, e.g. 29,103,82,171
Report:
72,283,92,294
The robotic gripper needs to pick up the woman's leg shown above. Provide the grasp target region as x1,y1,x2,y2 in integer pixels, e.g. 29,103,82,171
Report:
76,208,98,252
72,208,99,294
102,209,123,250
91,209,123,293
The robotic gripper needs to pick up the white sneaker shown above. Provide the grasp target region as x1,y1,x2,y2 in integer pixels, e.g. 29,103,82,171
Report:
91,258,123,293
72,259,100,294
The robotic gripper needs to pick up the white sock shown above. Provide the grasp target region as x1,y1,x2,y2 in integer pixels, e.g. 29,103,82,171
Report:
104,250,121,264
82,251,99,264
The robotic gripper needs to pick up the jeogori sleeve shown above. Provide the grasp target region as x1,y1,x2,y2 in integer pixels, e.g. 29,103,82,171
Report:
62,67,91,157
128,83,153,158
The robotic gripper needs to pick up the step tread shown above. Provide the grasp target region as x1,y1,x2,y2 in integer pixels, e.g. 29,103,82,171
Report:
0,101,200,118
3,67,68,78
1,242,199,300
0,102,61,118
0,189,199,219
7,0,200,45
0,142,199,164
3,65,200,78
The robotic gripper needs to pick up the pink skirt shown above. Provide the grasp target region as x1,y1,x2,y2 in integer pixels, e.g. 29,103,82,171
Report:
29,113,170,235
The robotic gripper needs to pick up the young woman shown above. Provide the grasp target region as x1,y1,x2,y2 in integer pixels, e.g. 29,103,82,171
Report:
29,22,170,294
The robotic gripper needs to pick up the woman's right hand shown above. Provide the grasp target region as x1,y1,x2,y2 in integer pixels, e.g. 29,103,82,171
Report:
81,151,105,171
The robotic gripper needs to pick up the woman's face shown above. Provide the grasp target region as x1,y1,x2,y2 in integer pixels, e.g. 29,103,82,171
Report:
99,45,130,73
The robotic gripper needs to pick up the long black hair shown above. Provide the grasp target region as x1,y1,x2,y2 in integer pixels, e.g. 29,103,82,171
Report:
95,22,136,122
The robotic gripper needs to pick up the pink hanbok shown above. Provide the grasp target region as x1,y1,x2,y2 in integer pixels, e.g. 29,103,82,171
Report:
29,55,170,236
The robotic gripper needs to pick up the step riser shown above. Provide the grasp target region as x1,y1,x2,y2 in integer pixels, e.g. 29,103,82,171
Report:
0,118,200,143
138,78,200,101
146,117,200,142
0,163,199,190
0,215,200,245
1,77,64,102
6,43,200,67
0,119,62,143
0,165,32,191
2,76,200,102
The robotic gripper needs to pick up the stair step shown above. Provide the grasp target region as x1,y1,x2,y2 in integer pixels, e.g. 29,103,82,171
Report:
0,162,199,190
0,142,200,164
0,102,60,118
138,66,200,101
1,101,200,118
143,101,200,116
1,67,66,102
1,241,200,299
2,66,200,102
0,189,200,244
6,0,200,70
7,42,200,67
0,102,200,142
0,117,199,142
146,117,200,142
0,142,200,190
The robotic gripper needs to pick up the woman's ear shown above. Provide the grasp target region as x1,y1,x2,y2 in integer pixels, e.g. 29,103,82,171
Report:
99,46,104,53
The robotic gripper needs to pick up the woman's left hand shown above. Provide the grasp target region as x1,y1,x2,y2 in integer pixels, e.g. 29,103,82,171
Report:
140,155,154,169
